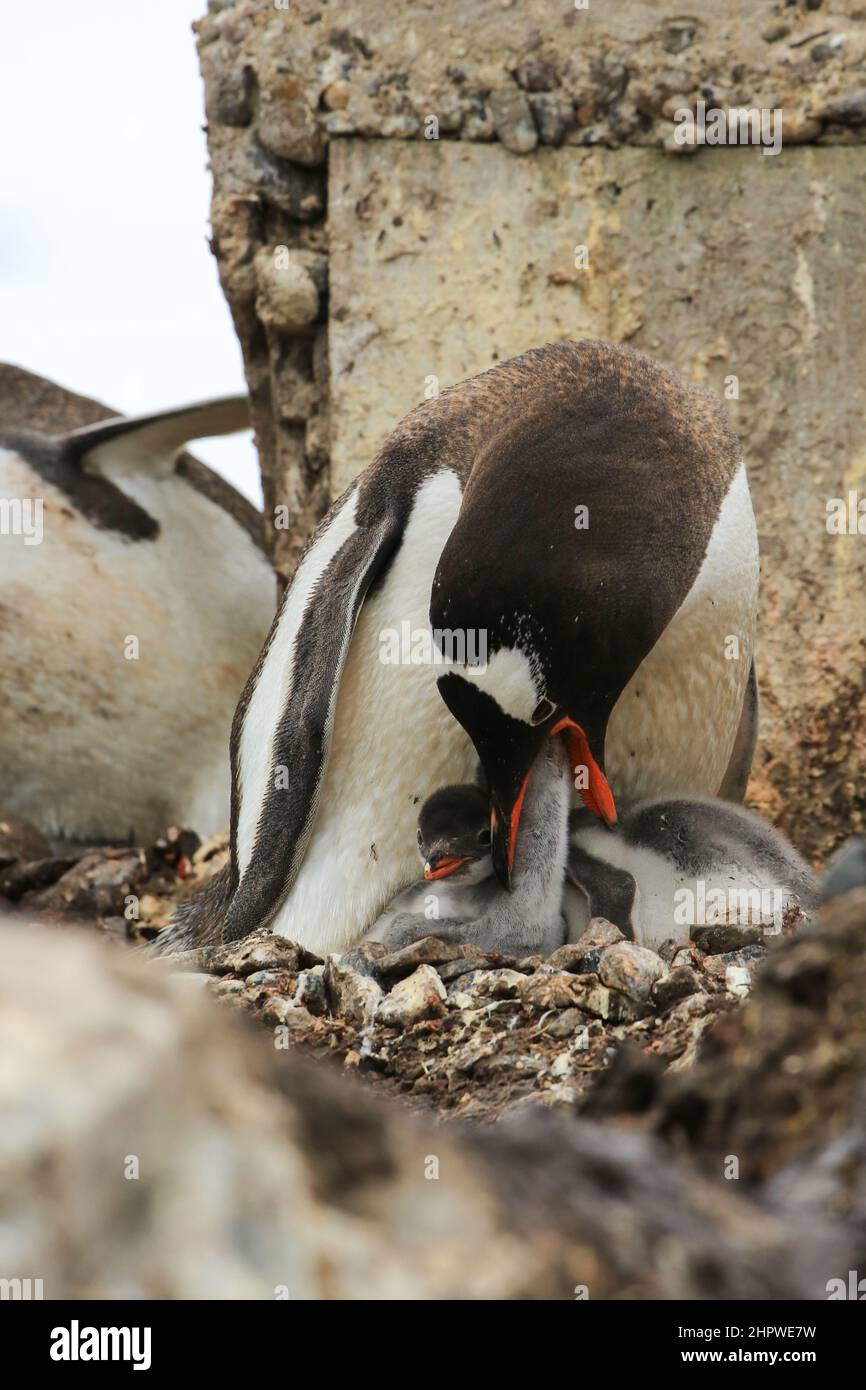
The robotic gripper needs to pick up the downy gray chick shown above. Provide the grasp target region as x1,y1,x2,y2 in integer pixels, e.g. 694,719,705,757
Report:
366,738,571,957
565,796,818,952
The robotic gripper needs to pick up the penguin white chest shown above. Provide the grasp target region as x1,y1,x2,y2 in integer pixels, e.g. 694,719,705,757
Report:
605,464,759,800
270,470,477,953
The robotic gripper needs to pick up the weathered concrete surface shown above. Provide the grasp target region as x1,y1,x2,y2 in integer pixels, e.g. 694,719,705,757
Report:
197,0,866,574
327,140,866,864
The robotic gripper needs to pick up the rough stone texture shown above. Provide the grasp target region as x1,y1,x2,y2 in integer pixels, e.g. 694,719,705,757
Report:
556,918,626,975
324,952,383,1027
196,1,866,157
651,963,702,1011
0,816,50,869
31,848,147,917
254,246,320,331
152,920,745,1119
599,940,666,1003
0,926,535,1299
605,888,866,1203
6,892,866,1298
376,963,447,1027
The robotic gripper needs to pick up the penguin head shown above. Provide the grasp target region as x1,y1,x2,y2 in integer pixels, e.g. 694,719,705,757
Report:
436,659,616,892
416,783,494,886
429,468,631,888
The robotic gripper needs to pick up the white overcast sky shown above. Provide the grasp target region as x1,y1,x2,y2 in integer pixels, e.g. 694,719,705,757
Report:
0,0,262,504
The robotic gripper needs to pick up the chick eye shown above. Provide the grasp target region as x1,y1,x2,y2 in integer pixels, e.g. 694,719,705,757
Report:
478,827,491,845
531,697,556,725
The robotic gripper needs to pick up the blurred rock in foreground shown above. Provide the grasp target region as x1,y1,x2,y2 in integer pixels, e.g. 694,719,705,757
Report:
2,890,866,1298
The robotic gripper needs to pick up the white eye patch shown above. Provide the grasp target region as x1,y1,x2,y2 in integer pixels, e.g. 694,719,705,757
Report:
458,645,542,724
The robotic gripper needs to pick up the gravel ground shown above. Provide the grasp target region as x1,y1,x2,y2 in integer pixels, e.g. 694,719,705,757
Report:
0,814,805,1123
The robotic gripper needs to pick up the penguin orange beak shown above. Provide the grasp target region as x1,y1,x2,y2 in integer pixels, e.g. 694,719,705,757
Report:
424,853,473,881
490,718,615,890
551,716,617,828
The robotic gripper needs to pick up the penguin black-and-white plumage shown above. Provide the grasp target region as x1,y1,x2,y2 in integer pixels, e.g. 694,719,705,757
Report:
163,340,759,956
0,366,275,842
367,738,571,959
565,797,817,951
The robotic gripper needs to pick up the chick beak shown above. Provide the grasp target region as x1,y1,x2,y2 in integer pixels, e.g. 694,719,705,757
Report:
424,851,474,881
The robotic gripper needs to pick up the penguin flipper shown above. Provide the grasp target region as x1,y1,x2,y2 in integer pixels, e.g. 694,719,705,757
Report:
566,845,637,939
64,396,250,478
717,658,759,803
220,489,404,943
372,915,470,953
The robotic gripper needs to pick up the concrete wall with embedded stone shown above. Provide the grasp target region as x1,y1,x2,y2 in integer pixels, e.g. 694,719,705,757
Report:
194,0,866,860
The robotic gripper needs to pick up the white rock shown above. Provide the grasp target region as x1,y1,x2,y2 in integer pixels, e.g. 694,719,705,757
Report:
725,965,752,998
377,965,447,1027
325,956,383,1027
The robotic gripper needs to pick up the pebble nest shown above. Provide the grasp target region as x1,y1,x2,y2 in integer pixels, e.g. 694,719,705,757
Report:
158,920,784,1122
0,817,801,1122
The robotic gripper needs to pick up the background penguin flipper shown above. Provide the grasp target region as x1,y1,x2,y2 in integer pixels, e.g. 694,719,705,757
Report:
64,395,250,477
219,490,405,943
717,658,759,803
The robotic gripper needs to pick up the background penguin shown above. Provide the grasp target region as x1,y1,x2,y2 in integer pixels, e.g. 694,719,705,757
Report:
161,339,759,957
366,738,571,958
565,797,818,952
0,365,275,843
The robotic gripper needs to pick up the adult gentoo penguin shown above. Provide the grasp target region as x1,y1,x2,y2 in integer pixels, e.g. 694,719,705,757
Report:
163,340,759,956
0,366,275,842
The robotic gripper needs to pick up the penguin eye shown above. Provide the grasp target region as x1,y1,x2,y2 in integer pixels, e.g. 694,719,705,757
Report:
531,697,556,725
478,827,491,846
